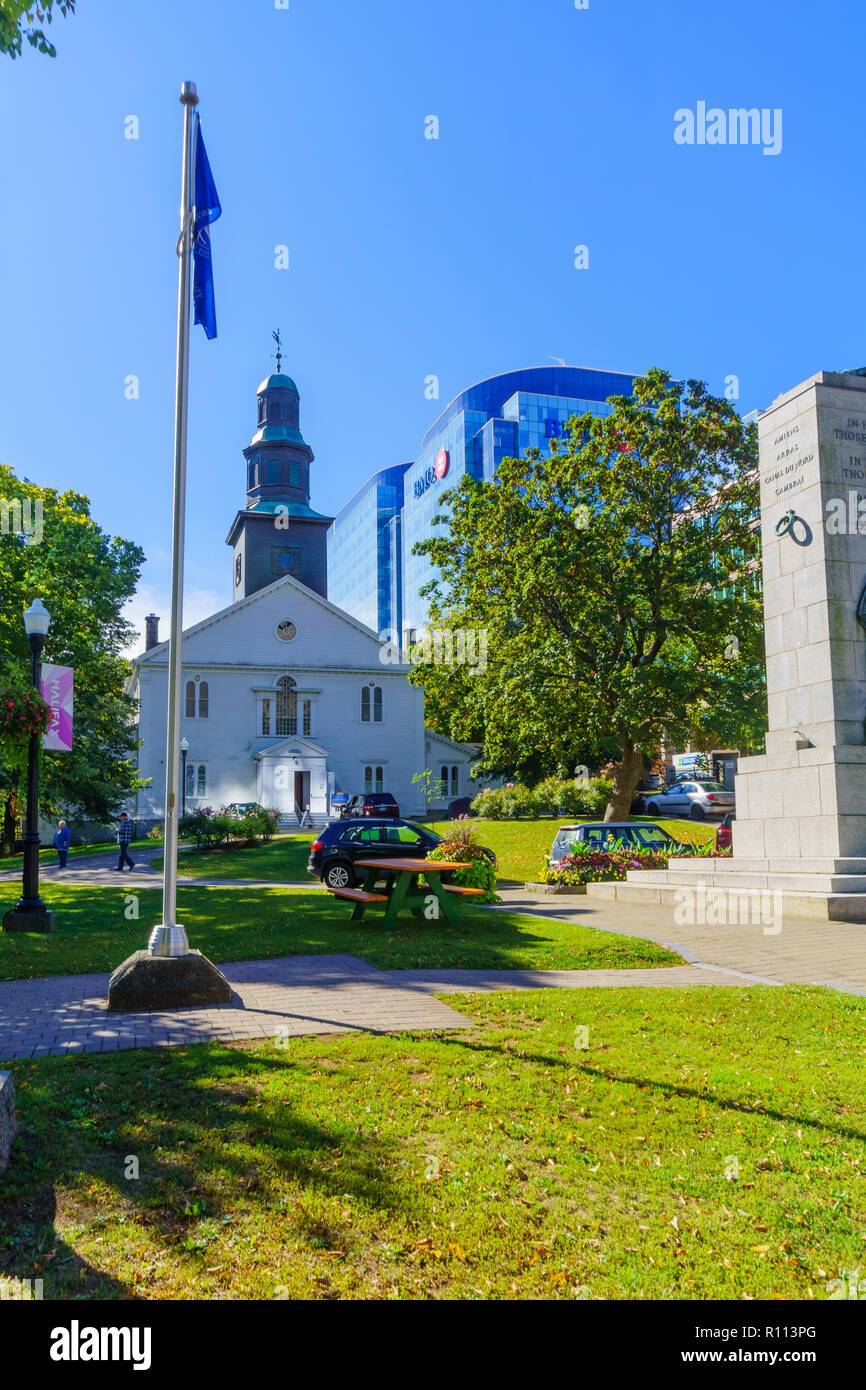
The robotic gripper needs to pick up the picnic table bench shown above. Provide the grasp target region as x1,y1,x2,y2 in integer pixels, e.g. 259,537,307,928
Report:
327,857,477,925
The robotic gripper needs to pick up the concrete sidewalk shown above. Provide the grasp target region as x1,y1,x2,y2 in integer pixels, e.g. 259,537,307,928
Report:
491,888,866,996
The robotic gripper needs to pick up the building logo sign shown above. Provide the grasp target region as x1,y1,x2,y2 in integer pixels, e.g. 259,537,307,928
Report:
413,449,450,499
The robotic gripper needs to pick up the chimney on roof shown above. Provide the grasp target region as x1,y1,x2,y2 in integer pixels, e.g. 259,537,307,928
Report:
144,614,160,651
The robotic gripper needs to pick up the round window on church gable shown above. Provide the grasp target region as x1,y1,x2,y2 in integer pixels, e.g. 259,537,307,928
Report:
276,620,297,642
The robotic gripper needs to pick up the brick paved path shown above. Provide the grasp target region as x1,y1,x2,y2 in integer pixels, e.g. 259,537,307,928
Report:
0,955,473,1061
0,954,762,1063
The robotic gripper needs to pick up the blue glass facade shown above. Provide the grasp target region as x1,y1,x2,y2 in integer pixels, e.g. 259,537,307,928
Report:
327,464,409,635
328,365,636,636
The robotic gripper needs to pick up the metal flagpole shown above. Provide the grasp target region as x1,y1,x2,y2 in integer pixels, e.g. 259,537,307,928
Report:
150,80,199,959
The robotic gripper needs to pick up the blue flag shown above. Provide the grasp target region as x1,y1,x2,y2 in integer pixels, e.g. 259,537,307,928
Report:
192,116,221,339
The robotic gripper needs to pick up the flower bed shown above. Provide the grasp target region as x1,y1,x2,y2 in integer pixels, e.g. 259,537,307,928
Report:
538,836,731,888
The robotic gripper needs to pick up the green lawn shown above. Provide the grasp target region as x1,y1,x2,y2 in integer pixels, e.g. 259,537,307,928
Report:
152,835,313,881
1,984,862,1300
148,818,715,887
0,883,680,980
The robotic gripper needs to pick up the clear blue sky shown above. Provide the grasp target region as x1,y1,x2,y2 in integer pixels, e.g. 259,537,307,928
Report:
1,0,862,648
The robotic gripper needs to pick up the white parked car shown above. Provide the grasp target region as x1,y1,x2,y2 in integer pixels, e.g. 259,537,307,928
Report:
644,780,734,821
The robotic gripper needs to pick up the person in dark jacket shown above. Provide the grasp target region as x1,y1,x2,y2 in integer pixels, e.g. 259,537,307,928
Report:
115,812,135,871
53,819,70,869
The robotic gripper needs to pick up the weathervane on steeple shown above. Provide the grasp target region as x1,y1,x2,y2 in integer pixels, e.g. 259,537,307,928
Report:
272,328,282,374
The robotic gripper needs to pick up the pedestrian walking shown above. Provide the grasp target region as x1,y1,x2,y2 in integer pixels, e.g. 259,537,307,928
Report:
115,812,135,871
53,819,70,869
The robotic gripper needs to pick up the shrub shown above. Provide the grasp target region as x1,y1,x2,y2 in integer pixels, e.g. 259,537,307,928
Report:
471,774,613,821
530,777,559,817
178,808,232,849
427,822,499,903
232,807,278,846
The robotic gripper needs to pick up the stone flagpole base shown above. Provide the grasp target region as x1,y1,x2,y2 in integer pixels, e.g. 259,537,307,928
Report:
107,921,232,1012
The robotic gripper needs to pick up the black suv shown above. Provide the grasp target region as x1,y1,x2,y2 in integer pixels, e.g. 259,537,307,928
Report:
308,818,439,889
339,792,400,819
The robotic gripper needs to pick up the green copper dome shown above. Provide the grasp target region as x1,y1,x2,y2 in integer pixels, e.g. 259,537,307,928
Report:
248,424,308,447
257,373,298,394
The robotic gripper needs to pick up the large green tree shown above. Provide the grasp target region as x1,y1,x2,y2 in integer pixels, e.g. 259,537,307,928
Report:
0,1,75,58
410,369,765,818
0,464,146,851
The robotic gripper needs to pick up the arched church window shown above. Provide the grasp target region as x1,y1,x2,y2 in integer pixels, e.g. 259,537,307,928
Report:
373,687,383,722
185,681,196,718
303,699,311,736
441,766,448,793
198,682,209,719
375,767,384,793
261,698,271,736
197,764,207,796
361,687,370,722
364,765,373,793
451,766,459,797
185,761,195,798
276,675,297,736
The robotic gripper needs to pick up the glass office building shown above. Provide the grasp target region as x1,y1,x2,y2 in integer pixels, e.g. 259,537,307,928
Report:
327,464,410,636
328,365,636,637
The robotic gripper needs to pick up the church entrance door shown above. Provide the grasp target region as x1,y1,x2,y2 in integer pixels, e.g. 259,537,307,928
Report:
294,770,310,811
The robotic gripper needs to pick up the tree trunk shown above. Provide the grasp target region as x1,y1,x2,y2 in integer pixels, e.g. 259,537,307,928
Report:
604,742,644,821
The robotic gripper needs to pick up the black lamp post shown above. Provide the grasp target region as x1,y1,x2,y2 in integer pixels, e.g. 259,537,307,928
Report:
3,599,55,934
180,737,189,816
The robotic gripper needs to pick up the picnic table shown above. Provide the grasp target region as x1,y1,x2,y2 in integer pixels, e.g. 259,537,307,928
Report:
326,856,484,925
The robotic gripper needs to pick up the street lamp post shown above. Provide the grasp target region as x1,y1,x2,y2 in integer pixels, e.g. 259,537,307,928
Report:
180,738,189,816
3,599,55,934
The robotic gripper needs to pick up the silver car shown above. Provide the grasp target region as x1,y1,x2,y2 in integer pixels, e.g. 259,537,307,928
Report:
644,780,734,821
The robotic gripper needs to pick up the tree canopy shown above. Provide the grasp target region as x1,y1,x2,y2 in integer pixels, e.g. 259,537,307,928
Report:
0,1,75,59
410,369,765,817
0,463,146,849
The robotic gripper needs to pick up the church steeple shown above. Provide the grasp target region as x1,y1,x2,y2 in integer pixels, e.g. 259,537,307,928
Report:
226,356,333,602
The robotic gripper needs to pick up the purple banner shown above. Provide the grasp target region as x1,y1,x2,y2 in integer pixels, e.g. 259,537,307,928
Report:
40,664,74,751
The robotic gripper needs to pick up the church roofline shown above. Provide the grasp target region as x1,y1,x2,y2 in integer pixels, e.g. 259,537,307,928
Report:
130,571,400,668
425,728,481,755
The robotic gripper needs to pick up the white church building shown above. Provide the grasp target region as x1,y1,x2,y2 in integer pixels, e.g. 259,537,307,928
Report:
128,364,476,828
